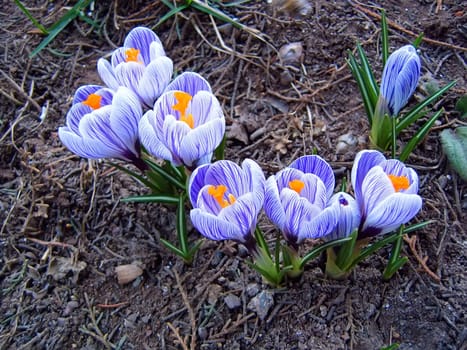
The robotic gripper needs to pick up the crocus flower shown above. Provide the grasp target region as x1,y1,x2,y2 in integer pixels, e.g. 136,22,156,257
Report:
138,72,225,169
264,155,339,247
58,86,145,169
351,150,422,238
188,159,265,249
97,27,173,107
324,192,361,241
378,45,421,117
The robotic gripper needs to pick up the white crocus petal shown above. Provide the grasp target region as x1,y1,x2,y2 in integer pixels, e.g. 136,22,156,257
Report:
97,58,120,90
300,174,327,209
124,27,162,64
66,104,92,134
363,193,422,235
114,62,145,96
111,47,129,67
187,91,220,126
138,111,172,161
58,128,121,160
160,114,191,166
219,194,258,238
190,209,244,242
299,204,340,241
188,163,210,205
282,190,317,241
205,161,245,198
137,56,173,107
179,119,225,167
165,72,212,94
405,167,419,194
361,166,395,215
290,155,335,199
352,150,387,201
149,41,166,60
73,85,102,104
109,88,142,155
264,175,286,231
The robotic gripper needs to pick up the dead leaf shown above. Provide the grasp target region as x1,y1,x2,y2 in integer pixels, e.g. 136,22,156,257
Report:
47,256,87,283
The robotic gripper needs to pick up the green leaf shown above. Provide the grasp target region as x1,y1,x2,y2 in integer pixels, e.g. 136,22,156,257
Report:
300,235,353,269
440,126,467,181
348,233,401,270
382,226,407,280
107,161,161,193
455,95,467,119
176,194,189,255
120,195,179,204
399,108,444,161
403,220,433,234
347,53,374,125
396,80,456,133
143,157,186,191
14,0,48,34
356,44,379,109
30,0,94,57
155,1,190,28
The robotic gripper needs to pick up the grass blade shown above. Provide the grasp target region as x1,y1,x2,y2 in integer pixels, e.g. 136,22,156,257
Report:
30,0,94,57
399,108,444,161
14,0,48,34
396,80,456,133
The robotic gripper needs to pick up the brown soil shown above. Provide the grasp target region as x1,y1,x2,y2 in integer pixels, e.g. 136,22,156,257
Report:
1,1,466,349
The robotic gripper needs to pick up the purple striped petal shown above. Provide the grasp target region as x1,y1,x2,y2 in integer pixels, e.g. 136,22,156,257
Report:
73,85,102,104
97,59,120,90
299,204,340,241
179,118,224,167
361,166,395,216
190,209,244,242
139,111,172,161
109,87,142,156
114,62,145,96
137,56,173,107
264,175,286,231
362,193,422,235
351,150,387,208
165,72,212,95
380,45,421,116
123,27,163,65
58,128,122,160
325,192,361,241
289,155,335,199
66,103,92,134
281,189,319,242
188,163,210,205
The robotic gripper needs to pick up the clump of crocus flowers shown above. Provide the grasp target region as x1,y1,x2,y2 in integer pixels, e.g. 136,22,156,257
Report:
58,26,425,286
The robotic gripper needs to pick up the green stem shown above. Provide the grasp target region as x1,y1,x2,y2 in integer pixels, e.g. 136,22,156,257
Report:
391,115,397,159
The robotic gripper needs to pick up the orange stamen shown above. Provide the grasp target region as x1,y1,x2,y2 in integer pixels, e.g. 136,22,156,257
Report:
172,91,195,128
82,93,102,110
125,48,141,62
388,174,410,192
289,179,305,194
208,185,236,208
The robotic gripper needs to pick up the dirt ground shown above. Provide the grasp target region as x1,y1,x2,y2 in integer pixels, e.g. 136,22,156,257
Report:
0,0,466,349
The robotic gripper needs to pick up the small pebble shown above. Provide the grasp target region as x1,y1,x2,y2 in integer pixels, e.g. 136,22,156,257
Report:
246,283,260,297
248,291,274,320
224,294,241,310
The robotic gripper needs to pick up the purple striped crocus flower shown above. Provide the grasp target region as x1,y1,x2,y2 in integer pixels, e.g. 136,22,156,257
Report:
58,85,145,169
378,45,421,117
138,72,225,169
97,27,173,108
324,192,361,241
351,150,422,238
188,159,265,249
264,155,339,247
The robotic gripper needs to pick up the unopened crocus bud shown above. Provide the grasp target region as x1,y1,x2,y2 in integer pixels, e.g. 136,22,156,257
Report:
378,45,421,117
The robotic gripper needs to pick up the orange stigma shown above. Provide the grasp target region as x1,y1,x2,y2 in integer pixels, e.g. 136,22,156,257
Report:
82,93,102,110
125,48,141,62
289,179,305,193
208,185,236,208
388,174,410,192
172,91,195,128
